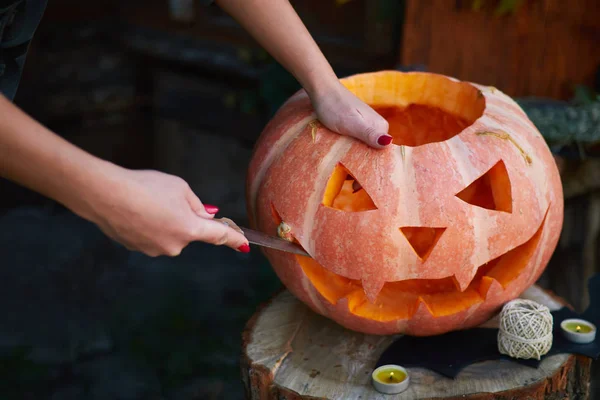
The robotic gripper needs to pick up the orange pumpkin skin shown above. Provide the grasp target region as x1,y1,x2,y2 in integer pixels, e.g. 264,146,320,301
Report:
246,71,563,336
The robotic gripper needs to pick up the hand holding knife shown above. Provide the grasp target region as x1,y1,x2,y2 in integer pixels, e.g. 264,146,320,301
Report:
216,217,311,257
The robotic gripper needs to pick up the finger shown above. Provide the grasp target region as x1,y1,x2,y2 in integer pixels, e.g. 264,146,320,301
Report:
202,204,219,217
330,88,392,149
194,217,250,253
186,190,218,218
351,111,391,149
215,217,244,235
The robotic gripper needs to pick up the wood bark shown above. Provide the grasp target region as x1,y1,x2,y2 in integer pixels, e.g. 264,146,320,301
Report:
241,286,591,399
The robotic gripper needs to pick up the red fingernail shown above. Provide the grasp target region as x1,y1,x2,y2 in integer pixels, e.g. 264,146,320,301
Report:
238,243,250,253
204,204,219,214
377,135,393,146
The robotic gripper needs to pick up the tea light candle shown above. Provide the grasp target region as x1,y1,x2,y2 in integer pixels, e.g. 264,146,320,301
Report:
371,364,409,395
560,319,596,344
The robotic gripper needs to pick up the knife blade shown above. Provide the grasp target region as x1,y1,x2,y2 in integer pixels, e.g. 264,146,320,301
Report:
240,227,311,258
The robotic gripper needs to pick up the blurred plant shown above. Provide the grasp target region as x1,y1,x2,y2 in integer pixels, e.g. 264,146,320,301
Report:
572,84,600,106
471,0,525,15
258,61,303,117
518,85,600,158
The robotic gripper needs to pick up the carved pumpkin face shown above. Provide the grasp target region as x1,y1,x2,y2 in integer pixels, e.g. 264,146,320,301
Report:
246,71,563,336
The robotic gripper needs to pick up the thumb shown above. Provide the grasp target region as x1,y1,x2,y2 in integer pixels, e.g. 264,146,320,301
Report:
194,217,250,253
350,111,391,149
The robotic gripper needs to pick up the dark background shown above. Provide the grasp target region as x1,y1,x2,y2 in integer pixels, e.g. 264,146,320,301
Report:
1,0,599,398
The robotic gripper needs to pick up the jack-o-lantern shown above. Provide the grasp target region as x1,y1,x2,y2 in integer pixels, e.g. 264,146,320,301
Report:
246,71,563,336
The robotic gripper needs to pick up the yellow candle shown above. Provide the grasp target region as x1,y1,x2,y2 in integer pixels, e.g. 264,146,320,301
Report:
563,322,593,333
560,318,597,344
372,364,410,394
375,368,407,384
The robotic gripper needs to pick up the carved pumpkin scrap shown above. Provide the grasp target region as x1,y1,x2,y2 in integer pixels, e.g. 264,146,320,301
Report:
246,71,563,336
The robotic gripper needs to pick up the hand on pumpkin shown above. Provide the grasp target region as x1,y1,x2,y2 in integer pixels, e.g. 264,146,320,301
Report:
214,0,392,149
85,168,250,257
309,81,392,148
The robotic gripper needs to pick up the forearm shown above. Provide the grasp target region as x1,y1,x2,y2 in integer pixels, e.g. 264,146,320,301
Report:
0,95,117,220
215,0,339,98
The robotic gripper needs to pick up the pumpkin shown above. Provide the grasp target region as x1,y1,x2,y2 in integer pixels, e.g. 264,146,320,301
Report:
245,71,563,336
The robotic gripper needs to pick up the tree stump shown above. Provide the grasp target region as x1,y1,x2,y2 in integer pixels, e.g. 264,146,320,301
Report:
241,285,592,399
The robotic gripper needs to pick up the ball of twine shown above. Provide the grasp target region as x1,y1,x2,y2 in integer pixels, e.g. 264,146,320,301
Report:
497,299,553,360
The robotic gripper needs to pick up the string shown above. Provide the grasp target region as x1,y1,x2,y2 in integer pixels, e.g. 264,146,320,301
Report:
498,299,553,360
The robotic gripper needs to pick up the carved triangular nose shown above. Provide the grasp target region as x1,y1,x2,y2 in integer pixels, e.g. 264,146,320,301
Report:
399,227,446,261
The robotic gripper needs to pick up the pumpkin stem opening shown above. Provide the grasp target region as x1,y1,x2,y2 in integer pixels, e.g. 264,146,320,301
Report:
373,104,471,147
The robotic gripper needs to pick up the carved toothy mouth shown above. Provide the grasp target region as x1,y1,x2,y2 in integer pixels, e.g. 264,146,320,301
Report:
271,204,549,322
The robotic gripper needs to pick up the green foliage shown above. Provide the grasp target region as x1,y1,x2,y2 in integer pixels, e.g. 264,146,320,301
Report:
258,62,302,117
471,0,525,15
518,88,600,157
523,102,600,143
572,84,600,106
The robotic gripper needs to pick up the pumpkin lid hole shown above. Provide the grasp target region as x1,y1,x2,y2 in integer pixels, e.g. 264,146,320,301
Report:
455,160,512,213
373,104,471,147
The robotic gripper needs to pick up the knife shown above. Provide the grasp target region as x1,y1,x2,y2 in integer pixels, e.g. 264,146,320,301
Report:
241,227,312,257
215,217,311,257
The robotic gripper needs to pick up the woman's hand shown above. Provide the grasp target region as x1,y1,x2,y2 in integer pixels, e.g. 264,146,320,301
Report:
88,168,250,257
0,95,249,257
215,0,392,148
310,81,391,148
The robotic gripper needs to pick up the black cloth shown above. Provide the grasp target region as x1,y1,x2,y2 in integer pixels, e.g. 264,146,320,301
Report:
376,274,600,378
0,0,47,101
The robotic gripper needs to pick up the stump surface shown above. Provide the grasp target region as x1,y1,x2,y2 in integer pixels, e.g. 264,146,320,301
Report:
241,286,591,399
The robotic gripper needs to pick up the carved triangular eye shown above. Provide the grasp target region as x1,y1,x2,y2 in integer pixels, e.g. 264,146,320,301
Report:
323,163,377,212
400,227,446,261
455,160,512,213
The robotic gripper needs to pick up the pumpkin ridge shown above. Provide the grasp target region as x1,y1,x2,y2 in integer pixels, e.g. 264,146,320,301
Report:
445,136,492,274
248,113,315,227
299,137,355,255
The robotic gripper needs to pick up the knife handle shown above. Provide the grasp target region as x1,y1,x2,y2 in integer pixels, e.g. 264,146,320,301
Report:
214,217,245,236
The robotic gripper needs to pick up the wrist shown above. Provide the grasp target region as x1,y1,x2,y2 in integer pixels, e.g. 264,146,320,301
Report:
60,156,125,225
303,68,341,101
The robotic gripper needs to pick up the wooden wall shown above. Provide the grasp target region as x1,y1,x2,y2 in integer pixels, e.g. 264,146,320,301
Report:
400,0,600,99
